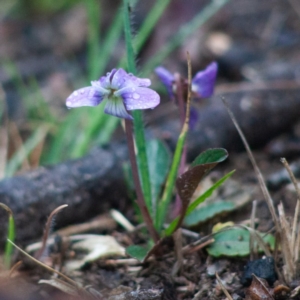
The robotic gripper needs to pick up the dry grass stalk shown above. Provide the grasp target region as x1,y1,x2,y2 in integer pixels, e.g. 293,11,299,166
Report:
223,98,300,283
215,272,233,300
278,203,295,282
280,158,300,255
250,200,258,260
8,239,81,289
8,121,31,172
222,98,280,233
279,158,300,281
110,209,135,232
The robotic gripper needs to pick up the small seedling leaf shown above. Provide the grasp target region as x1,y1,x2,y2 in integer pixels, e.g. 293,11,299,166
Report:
126,245,151,262
207,227,275,257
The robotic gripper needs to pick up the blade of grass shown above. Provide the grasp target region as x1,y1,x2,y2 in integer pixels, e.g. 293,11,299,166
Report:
123,0,152,213
142,0,230,75
222,98,280,232
6,125,49,177
27,76,56,123
96,114,120,145
97,0,139,75
86,0,101,80
119,0,171,67
8,122,31,172
69,103,107,158
0,203,15,269
134,0,171,51
3,60,56,124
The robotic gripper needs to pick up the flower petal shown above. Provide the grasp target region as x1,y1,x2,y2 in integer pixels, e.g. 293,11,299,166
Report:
116,87,160,111
97,69,117,89
192,62,218,98
110,68,151,89
104,96,133,119
91,80,110,94
110,68,129,89
125,73,151,87
66,87,105,108
155,66,174,97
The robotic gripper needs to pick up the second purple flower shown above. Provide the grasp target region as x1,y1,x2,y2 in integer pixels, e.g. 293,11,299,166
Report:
155,62,218,99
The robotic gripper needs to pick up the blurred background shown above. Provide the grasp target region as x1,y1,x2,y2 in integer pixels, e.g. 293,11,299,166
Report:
1,0,300,177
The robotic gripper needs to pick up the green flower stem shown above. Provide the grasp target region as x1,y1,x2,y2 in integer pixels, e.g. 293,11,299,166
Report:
124,119,160,242
123,0,152,213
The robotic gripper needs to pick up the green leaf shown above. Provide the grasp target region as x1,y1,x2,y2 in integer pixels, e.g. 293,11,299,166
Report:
207,227,275,257
184,201,235,226
186,170,235,216
126,245,151,262
191,148,228,167
176,148,228,208
147,140,171,215
164,170,234,236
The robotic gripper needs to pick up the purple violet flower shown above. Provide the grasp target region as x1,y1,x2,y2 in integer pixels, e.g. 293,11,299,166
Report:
66,68,160,119
155,62,218,99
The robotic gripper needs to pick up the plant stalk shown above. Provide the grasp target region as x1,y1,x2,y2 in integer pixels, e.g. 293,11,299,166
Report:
124,119,160,242
173,73,188,217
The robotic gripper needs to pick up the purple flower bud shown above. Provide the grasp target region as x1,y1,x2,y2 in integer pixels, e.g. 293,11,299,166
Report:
66,68,160,119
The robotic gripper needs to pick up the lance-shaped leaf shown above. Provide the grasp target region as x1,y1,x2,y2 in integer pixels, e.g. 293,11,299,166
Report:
176,148,228,205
